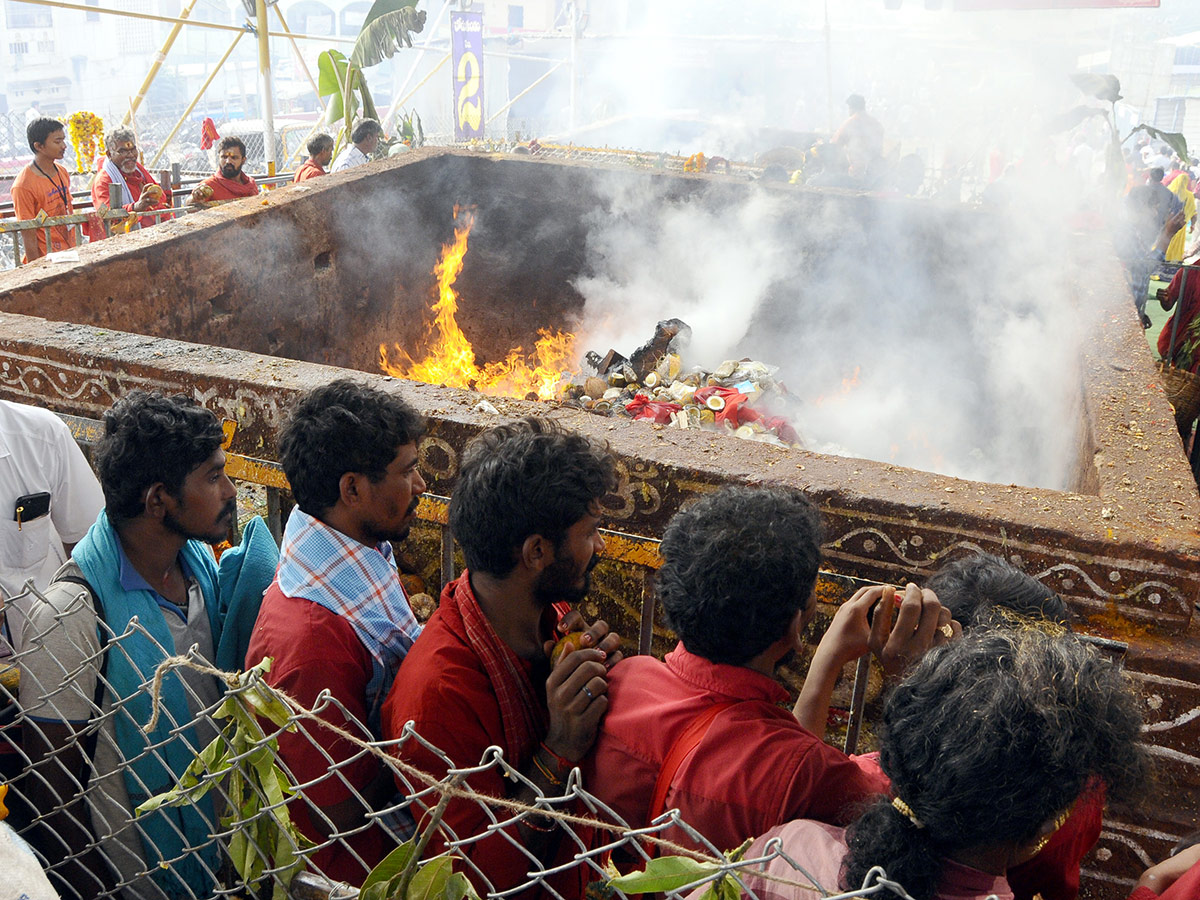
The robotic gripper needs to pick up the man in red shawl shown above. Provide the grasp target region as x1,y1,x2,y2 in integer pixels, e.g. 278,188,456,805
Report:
87,126,172,241
383,418,622,900
187,136,258,207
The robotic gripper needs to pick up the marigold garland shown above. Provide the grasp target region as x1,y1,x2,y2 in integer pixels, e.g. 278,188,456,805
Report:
67,111,105,174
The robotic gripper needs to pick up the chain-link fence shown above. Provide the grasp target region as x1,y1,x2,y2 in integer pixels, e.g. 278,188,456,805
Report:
0,579,929,900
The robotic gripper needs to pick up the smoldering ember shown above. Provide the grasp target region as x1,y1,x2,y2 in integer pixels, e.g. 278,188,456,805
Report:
4,5,1200,899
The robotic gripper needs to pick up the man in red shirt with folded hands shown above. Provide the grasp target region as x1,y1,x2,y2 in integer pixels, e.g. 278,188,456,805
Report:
584,485,955,854
88,126,172,241
383,418,622,899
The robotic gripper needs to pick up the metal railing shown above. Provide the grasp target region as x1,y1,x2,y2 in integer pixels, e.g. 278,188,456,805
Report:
0,579,927,900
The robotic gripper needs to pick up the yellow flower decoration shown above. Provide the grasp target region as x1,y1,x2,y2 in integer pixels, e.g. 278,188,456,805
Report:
67,111,106,174
684,152,707,173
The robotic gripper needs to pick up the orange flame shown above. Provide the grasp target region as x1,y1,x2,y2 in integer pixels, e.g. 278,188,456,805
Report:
379,208,577,400
813,366,861,407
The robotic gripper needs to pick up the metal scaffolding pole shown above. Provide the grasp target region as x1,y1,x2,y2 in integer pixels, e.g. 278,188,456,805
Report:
122,0,200,126
7,0,353,42
149,30,244,168
255,0,275,174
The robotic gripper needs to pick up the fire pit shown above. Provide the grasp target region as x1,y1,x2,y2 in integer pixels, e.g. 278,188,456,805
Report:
1,148,1198,897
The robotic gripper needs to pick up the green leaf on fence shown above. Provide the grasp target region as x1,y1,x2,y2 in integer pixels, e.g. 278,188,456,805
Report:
361,839,417,894
445,871,480,900
607,856,724,894
240,681,293,729
407,856,454,900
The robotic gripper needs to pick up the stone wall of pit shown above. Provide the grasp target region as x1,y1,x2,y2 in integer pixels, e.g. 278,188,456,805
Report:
2,150,1199,897
1,309,1198,898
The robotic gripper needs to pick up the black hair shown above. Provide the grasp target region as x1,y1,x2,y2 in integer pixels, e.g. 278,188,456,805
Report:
925,552,1069,629
1149,167,1165,182
27,117,64,153
846,94,866,112
656,485,823,665
352,119,382,144
842,629,1150,900
448,418,616,577
278,379,425,516
307,133,334,157
217,136,246,157
95,391,225,526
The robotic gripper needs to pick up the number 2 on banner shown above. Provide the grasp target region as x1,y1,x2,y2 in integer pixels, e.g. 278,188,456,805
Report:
457,52,482,132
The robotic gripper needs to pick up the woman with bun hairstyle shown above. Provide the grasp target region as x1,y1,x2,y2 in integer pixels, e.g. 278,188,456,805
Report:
740,629,1150,900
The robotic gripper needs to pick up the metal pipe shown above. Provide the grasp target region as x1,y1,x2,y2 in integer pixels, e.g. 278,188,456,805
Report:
568,1,578,136
272,4,323,106
386,54,450,127
383,0,451,130
255,0,276,175
6,0,354,41
149,30,244,168
122,0,200,126
486,59,565,127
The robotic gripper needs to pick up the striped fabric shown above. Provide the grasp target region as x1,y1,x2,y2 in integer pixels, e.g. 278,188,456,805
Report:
276,508,420,732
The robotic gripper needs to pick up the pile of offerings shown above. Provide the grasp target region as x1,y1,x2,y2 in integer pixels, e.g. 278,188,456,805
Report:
557,318,803,448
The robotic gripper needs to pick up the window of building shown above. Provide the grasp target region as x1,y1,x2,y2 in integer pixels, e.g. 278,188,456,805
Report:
508,4,523,28
289,0,334,36
85,0,99,21
1175,47,1200,67
5,0,51,27
36,39,53,52
9,40,28,54
338,1,370,35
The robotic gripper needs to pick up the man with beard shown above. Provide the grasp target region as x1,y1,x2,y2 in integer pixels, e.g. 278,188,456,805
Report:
583,485,955,855
187,136,259,206
382,418,622,899
87,126,172,241
245,379,427,883
17,392,243,900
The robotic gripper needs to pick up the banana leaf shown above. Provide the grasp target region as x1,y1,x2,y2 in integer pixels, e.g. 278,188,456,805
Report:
1070,73,1122,104
317,50,357,126
1045,105,1108,136
1126,124,1190,167
350,0,427,70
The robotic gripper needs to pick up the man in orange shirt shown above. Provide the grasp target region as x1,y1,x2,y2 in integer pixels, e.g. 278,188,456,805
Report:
294,133,334,183
12,118,75,262
87,126,172,241
187,136,259,207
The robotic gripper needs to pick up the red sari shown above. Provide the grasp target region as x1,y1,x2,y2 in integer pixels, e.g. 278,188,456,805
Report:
1158,266,1200,373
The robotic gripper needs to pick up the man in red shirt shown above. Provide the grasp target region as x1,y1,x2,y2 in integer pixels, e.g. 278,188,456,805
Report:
188,136,258,206
294,133,334,183
87,126,172,241
583,485,953,855
382,418,623,899
12,117,75,262
245,379,426,883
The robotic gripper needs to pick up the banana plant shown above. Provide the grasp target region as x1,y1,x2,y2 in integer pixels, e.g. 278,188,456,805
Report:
318,0,427,155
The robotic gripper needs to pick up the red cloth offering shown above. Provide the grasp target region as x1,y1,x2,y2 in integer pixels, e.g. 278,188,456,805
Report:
625,393,682,423
200,117,219,150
